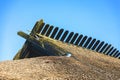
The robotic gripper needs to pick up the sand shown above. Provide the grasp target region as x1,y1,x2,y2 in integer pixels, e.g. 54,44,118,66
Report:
0,40,120,80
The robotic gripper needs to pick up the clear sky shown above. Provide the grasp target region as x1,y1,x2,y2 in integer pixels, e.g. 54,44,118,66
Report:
0,0,120,61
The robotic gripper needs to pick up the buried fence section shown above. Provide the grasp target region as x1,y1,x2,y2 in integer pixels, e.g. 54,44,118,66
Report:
109,48,117,56
118,54,120,59
113,50,119,57
103,44,112,54
33,21,120,58
106,46,114,55
79,36,88,47
74,34,83,45
83,37,92,48
112,50,118,57
50,27,59,39
18,19,120,59
111,49,117,56
45,26,54,37
70,33,79,44
87,39,96,49
91,40,100,50
55,29,64,40
60,30,69,42
115,52,120,58
41,24,50,35
99,43,108,53
115,51,120,57
96,41,104,52
65,32,74,43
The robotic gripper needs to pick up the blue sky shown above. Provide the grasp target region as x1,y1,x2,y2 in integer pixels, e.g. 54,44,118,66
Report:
0,0,120,61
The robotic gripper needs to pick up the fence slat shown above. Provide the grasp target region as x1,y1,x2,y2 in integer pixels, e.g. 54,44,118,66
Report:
70,33,79,44
41,24,49,35
109,48,117,56
103,44,112,54
96,41,104,52
50,27,59,38
83,37,92,48
79,36,88,46
113,50,119,57
74,35,83,45
99,43,108,53
115,52,120,58
91,40,100,50
31,20,45,36
60,31,69,41
65,32,74,43
45,26,54,37
55,29,64,40
106,47,114,55
87,39,96,49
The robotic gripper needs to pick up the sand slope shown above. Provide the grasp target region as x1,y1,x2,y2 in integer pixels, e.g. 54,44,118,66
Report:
0,41,120,80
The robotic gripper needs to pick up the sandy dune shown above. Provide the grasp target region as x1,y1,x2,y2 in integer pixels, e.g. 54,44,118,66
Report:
0,41,120,80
